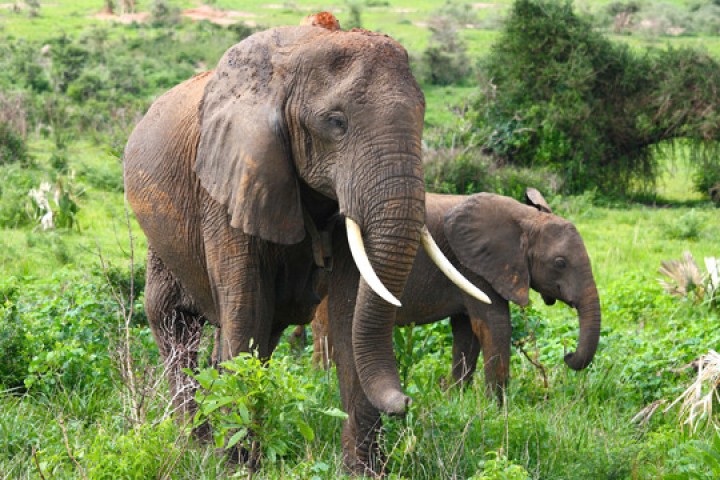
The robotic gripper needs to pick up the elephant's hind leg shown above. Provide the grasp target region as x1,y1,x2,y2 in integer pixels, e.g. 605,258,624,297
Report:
450,314,481,385
145,248,208,438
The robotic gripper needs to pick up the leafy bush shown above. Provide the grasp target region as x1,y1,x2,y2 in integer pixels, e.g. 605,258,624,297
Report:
693,160,720,203
0,22,258,147
150,0,181,26
191,352,346,467
0,274,127,394
471,0,720,195
0,294,32,390
425,150,492,194
470,450,532,479
661,210,705,241
0,122,28,166
424,147,560,198
345,0,364,29
421,15,471,85
0,164,38,228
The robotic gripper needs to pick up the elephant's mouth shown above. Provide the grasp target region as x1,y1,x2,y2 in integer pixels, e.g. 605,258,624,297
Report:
542,294,557,306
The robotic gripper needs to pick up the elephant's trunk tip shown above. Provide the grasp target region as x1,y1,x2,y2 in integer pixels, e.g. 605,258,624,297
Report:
564,352,594,371
383,390,412,417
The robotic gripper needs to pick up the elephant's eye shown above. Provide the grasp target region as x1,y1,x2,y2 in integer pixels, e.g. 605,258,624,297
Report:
554,257,567,269
325,112,348,136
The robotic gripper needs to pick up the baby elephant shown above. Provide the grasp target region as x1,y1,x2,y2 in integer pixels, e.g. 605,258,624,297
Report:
309,189,601,399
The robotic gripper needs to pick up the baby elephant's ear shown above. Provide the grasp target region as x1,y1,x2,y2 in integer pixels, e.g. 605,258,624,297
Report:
525,187,552,213
444,193,531,306
195,32,305,245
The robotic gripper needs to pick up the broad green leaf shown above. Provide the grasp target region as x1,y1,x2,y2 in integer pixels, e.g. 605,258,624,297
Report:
296,419,314,441
227,428,249,449
320,407,349,419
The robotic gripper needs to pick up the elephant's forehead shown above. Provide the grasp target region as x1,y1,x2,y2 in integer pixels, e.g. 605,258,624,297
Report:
309,30,408,65
538,218,580,244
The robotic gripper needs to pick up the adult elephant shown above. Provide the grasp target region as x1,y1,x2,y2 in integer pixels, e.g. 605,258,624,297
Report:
311,189,601,400
124,21,486,475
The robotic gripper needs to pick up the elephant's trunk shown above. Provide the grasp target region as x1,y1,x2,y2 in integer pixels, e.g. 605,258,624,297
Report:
564,282,601,371
347,167,425,416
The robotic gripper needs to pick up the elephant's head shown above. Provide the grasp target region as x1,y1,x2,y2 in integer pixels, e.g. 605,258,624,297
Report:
195,24,482,414
444,189,601,371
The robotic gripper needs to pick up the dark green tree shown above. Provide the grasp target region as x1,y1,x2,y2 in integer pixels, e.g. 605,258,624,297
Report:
472,0,720,195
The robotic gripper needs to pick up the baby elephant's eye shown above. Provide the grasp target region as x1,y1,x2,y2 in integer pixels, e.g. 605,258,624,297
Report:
554,257,567,269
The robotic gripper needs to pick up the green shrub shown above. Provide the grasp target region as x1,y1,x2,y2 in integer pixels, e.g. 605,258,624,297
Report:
0,164,37,228
150,0,181,26
549,189,601,220
421,16,471,86
662,209,705,240
471,0,720,196
424,148,560,198
48,35,90,93
11,275,120,394
693,161,720,203
0,294,32,390
66,67,106,102
191,352,346,467
470,450,532,479
0,122,28,166
425,150,492,194
345,0,364,29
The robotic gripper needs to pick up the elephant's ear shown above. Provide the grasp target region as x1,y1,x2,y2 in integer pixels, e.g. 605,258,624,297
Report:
525,187,552,213
444,193,531,306
196,32,305,245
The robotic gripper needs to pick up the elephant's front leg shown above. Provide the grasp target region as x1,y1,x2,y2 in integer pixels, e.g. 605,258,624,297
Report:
468,301,511,403
328,272,384,477
450,314,481,385
205,232,278,362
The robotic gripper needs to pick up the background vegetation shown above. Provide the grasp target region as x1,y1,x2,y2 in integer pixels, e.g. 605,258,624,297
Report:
1,0,719,478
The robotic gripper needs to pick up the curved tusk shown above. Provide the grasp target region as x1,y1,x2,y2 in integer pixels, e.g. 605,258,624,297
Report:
346,217,402,307
421,225,492,304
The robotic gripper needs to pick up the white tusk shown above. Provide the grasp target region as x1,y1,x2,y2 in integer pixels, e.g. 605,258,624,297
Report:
421,225,492,304
346,217,402,307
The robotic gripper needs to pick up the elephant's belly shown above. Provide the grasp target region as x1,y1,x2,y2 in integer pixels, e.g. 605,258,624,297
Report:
395,303,463,327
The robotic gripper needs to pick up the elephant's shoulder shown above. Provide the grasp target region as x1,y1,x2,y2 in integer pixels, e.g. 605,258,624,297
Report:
155,71,213,113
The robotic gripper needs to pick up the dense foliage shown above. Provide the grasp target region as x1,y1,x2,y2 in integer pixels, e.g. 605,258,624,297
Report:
471,0,720,196
0,21,256,149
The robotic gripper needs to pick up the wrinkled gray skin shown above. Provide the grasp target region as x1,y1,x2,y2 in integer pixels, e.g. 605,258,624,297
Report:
312,189,601,400
124,26,425,475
